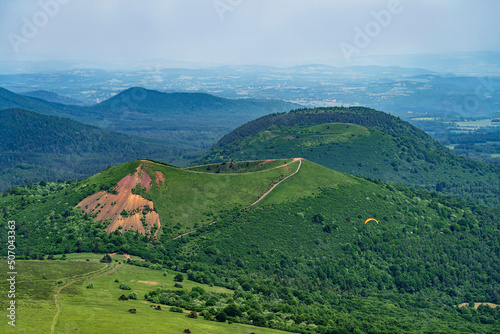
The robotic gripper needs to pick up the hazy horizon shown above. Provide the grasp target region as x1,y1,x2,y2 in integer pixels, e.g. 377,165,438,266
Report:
1,0,500,70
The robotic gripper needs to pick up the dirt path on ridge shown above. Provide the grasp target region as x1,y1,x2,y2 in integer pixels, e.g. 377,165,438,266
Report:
250,158,302,206
170,158,302,240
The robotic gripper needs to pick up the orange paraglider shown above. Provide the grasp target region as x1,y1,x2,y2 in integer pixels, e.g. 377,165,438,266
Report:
364,218,379,224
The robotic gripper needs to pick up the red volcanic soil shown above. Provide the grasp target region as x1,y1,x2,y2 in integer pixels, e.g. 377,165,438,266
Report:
259,159,276,166
76,164,161,235
155,171,165,186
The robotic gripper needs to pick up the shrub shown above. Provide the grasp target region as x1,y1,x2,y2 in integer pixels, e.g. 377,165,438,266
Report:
87,283,94,289
216,311,227,322
169,306,183,313
118,294,128,301
174,273,184,282
100,254,113,263
128,292,138,300
119,283,131,290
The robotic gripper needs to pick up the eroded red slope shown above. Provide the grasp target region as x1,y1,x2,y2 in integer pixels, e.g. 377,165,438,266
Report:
76,164,164,236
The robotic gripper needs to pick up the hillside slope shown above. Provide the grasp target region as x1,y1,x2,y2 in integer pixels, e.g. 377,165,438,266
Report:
1,159,500,332
0,158,302,246
0,87,75,117
0,86,299,149
197,107,500,207
20,90,84,105
0,108,184,190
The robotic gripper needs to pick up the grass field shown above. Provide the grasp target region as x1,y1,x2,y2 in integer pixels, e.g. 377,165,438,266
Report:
455,119,494,128
0,254,287,334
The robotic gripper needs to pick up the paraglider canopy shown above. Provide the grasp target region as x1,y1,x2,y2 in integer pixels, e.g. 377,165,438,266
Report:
364,218,379,224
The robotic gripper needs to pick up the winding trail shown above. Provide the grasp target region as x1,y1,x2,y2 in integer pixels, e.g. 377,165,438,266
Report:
50,263,120,334
170,158,302,240
250,158,302,206
172,221,216,240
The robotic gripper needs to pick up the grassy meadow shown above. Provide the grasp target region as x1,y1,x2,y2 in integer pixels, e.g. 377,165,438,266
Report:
0,254,286,334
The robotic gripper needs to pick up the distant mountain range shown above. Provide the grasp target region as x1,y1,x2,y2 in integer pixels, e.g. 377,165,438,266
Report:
0,86,299,147
0,87,298,189
20,90,84,105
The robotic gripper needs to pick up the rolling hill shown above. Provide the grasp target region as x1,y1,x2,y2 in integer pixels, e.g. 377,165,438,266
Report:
0,86,299,149
0,87,297,188
196,107,500,207
20,90,84,105
0,87,76,117
0,108,188,190
1,158,500,332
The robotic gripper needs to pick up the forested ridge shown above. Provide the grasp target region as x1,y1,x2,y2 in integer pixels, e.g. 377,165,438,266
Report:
215,107,434,148
199,108,500,207
0,108,187,190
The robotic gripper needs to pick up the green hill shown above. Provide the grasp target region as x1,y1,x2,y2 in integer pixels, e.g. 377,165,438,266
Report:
1,158,500,332
20,90,84,105
94,87,296,117
196,107,500,207
0,86,298,150
0,108,186,190
0,87,74,117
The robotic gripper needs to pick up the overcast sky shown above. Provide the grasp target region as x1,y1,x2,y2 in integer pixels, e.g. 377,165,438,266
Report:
1,0,499,66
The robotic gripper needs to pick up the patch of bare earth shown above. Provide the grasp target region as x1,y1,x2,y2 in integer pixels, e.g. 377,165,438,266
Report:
259,159,276,166
155,171,165,186
138,281,159,285
458,302,500,309
76,164,161,235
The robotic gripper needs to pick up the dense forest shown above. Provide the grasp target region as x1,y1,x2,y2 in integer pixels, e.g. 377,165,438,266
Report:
0,108,191,190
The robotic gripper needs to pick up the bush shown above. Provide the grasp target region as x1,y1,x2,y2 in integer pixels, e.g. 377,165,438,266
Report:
216,311,227,322
87,283,94,289
118,294,128,301
191,286,205,295
169,306,183,313
128,292,138,300
205,298,217,307
174,273,184,282
100,254,113,263
119,283,131,290
224,303,241,317
174,283,183,288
